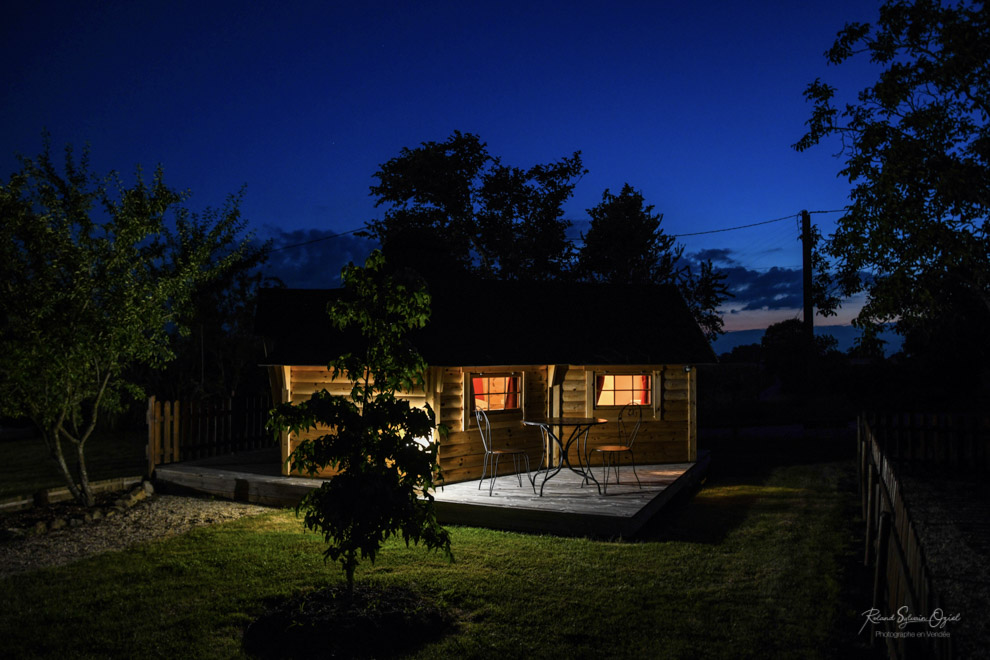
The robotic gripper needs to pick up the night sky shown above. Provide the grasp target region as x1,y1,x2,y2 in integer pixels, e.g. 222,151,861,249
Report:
2,1,886,346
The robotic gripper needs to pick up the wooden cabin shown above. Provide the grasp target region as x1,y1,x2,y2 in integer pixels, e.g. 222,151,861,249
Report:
255,280,716,483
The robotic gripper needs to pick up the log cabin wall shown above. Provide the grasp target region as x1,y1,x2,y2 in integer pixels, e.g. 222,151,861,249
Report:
274,362,696,483
436,365,548,485
280,365,434,478
560,364,696,465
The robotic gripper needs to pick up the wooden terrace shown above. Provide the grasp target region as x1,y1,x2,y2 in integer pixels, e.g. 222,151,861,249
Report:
154,447,710,538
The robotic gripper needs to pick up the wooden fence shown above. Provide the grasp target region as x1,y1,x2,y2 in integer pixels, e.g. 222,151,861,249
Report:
864,411,990,474
147,395,273,476
858,413,961,660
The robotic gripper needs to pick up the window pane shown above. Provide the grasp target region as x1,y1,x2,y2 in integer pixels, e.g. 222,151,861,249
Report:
595,373,651,407
472,375,521,412
595,375,612,406
473,377,487,410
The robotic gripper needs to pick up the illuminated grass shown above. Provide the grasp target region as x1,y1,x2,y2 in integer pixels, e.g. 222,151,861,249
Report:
0,461,859,659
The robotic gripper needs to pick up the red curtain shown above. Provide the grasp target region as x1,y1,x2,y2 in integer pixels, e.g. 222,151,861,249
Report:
472,377,485,409
505,376,518,410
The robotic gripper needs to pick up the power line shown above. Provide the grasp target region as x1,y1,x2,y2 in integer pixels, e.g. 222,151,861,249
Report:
670,214,796,238
263,208,849,253
671,207,849,238
268,227,364,253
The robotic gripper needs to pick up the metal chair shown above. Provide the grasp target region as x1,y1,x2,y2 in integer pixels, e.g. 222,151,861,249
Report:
476,408,536,496
592,403,643,494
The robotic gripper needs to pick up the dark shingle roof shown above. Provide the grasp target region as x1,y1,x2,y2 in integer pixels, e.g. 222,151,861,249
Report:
255,279,716,367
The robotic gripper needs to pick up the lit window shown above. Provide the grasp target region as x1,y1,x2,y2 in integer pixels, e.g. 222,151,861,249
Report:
595,374,651,407
472,375,521,412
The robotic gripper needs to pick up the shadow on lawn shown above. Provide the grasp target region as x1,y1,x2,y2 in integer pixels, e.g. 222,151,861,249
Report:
244,583,456,659
634,422,856,544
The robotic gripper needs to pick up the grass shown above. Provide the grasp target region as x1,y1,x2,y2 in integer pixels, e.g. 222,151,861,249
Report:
0,457,865,659
0,429,147,499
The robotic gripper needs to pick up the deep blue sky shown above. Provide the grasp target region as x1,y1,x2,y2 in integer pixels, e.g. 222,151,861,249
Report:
2,1,884,338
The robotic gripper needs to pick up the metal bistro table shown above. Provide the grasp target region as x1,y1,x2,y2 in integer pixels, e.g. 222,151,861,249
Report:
522,417,607,496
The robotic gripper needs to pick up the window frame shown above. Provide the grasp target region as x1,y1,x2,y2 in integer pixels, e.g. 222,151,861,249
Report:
586,369,659,418
468,371,524,419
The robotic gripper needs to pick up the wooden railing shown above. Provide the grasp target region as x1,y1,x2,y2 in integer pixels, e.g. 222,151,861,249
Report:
147,395,273,475
858,414,959,660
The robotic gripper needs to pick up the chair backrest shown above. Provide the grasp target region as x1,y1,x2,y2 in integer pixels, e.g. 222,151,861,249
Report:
618,403,643,449
475,408,493,452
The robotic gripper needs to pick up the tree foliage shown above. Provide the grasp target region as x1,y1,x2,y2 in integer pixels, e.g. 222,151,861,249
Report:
366,133,730,340
267,251,451,594
146,227,279,401
795,0,990,350
761,319,839,393
0,141,257,505
365,131,585,282
578,184,730,340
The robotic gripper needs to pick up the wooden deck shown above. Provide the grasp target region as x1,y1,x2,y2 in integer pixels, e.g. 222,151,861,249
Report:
433,455,709,537
154,447,709,537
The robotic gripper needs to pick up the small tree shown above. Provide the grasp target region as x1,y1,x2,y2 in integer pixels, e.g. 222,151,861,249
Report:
0,141,255,506
267,251,451,594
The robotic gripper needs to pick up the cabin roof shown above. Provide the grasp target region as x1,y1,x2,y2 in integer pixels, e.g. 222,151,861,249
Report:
255,280,716,367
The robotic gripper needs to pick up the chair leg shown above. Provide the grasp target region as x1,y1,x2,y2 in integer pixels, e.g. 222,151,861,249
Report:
514,454,523,487
523,454,535,493
601,452,610,495
629,450,642,489
490,454,502,496
478,451,489,490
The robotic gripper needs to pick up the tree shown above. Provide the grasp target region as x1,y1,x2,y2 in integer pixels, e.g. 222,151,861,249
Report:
795,0,990,352
364,131,586,281
761,319,839,393
578,184,730,340
147,229,280,402
267,251,451,595
0,142,257,506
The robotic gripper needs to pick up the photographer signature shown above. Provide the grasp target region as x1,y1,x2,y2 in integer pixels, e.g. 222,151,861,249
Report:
859,607,961,635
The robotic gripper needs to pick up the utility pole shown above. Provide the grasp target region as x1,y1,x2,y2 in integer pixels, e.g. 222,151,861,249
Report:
800,209,814,345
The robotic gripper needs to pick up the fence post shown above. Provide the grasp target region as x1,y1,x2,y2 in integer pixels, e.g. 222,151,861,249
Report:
864,465,876,566
162,400,173,464
871,510,892,646
860,416,870,518
146,396,157,478
172,399,181,463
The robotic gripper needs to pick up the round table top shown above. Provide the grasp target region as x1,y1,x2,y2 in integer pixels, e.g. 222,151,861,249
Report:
522,417,608,427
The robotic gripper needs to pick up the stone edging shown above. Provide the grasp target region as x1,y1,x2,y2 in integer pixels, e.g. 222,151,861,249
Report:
3,481,155,540
0,475,144,513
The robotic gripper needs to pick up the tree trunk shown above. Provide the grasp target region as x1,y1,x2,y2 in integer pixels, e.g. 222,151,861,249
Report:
75,440,95,507
344,550,356,598
48,429,88,506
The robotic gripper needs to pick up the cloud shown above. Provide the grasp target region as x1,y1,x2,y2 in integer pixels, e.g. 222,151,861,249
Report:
683,248,803,312
691,248,737,265
723,265,803,310
259,226,378,288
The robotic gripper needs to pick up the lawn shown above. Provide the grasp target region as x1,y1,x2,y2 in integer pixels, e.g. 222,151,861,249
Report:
0,457,868,659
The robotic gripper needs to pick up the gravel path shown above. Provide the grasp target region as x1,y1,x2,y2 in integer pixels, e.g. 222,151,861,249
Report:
0,494,271,579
